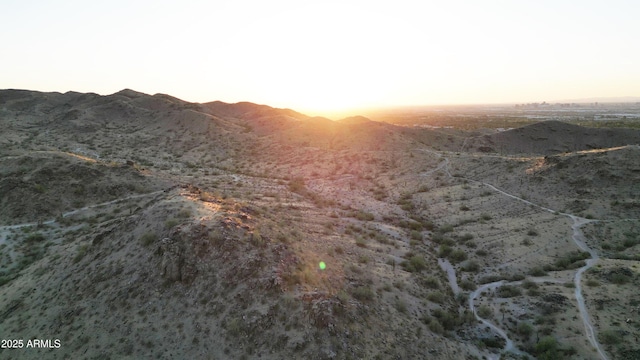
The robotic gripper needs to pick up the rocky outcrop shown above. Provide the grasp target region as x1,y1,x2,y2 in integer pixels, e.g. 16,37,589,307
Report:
157,236,197,284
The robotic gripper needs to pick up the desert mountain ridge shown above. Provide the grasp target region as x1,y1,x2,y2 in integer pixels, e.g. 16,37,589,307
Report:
1,88,639,360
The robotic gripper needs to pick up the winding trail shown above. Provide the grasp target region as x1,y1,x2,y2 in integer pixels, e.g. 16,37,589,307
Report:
0,190,166,245
569,215,609,360
468,186,609,359
469,280,522,359
419,147,611,360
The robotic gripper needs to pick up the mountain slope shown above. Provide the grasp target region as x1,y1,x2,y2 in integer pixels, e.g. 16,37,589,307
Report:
1,89,639,360
467,120,640,155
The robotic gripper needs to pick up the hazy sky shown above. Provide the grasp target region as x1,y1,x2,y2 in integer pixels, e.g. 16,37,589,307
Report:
2,0,639,115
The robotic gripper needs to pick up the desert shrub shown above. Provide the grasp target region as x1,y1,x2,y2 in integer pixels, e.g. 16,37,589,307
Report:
140,232,158,247
529,267,547,276
427,318,444,334
400,202,415,212
409,255,427,272
527,228,539,236
288,177,306,193
585,279,600,287
610,273,631,284
250,231,265,247
480,337,505,349
431,309,459,331
480,213,492,221
386,258,396,269
395,299,408,313
351,286,374,302
355,237,367,248
225,317,243,336
375,235,391,245
462,260,480,272
355,211,374,221
410,230,422,241
459,233,474,242
25,233,46,243
439,237,456,246
177,209,191,218
438,245,452,258
517,322,534,339
448,249,467,263
526,286,541,296
73,244,89,263
422,220,435,231
398,220,422,231
347,224,362,234
427,291,445,304
477,305,492,319
336,290,349,305
476,249,488,256
622,237,639,248
420,276,440,289
380,283,393,292
552,251,590,271
459,205,470,211
165,218,180,229
460,279,476,291
456,291,469,305
534,336,560,360
496,285,522,298
400,260,414,272
598,329,623,345
478,275,505,284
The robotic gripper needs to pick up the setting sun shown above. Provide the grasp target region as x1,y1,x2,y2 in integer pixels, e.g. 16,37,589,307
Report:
1,0,638,116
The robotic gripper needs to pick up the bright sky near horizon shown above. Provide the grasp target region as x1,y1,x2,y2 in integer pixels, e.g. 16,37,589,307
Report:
2,0,639,116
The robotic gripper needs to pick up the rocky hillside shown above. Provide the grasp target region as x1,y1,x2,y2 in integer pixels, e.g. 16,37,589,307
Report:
1,89,638,360
466,120,640,155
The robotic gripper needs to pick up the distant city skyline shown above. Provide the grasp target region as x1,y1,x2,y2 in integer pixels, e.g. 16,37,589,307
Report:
2,0,639,117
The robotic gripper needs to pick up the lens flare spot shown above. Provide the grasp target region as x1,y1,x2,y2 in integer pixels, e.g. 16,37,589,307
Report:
319,261,326,270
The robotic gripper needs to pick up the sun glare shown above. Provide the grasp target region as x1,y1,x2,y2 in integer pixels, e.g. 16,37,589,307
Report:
1,1,638,114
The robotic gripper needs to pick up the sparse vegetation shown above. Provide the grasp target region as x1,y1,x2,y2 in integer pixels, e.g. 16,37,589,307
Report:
401,255,428,273
496,285,522,298
351,286,375,302
140,232,158,247
477,305,492,319
73,244,89,263
3,89,640,360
